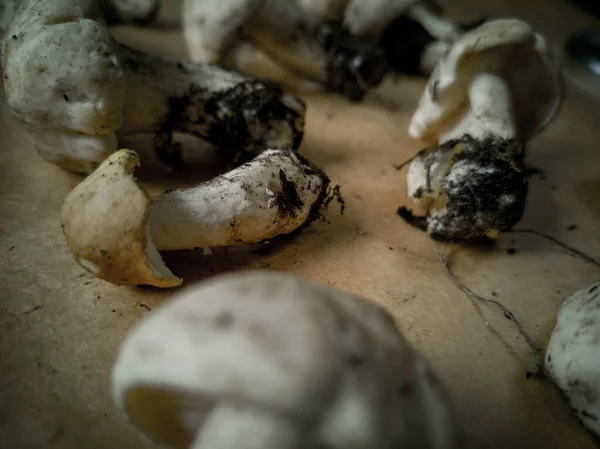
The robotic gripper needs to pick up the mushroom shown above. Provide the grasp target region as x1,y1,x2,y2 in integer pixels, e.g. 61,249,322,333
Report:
112,270,460,449
1,0,305,174
398,19,565,242
61,148,333,288
545,281,600,438
183,0,389,101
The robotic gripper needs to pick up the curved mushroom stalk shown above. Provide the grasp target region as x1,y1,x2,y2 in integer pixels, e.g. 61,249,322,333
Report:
546,282,600,438
112,271,459,449
183,0,389,102
2,0,306,174
400,19,564,242
61,148,332,288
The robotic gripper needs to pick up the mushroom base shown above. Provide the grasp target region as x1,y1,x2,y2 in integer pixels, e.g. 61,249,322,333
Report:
399,135,529,242
318,21,389,102
153,79,306,170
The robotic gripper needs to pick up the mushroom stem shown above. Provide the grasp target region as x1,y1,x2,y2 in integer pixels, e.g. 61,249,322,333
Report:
61,148,332,287
119,45,306,168
439,73,517,143
190,403,300,449
118,45,246,135
147,149,328,251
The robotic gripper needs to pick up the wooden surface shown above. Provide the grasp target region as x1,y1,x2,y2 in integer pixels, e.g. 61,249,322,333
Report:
2,0,600,448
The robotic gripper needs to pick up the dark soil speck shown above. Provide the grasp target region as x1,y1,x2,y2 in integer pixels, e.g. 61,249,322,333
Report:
215,311,234,329
275,169,304,217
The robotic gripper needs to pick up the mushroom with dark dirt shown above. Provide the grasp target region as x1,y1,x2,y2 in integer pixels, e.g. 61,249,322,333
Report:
183,0,388,101
60,148,332,288
399,18,564,242
1,0,305,173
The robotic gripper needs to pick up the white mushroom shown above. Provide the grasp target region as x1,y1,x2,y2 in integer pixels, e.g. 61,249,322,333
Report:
1,0,305,174
61,148,332,288
112,270,459,449
408,18,564,144
182,0,478,100
183,0,390,101
545,281,600,438
399,19,564,242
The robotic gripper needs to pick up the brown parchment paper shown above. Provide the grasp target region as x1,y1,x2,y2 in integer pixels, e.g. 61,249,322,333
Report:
2,0,600,448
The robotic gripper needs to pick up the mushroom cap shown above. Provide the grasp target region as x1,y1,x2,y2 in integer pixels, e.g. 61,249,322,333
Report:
2,1,126,136
409,18,564,143
545,282,600,437
61,149,182,288
112,271,458,449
